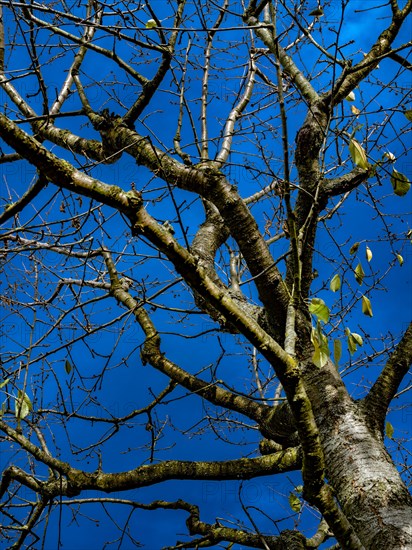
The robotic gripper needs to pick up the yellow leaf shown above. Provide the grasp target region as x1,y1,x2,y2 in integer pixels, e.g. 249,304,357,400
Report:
361,295,373,317
365,246,372,262
145,19,157,28
0,378,10,389
349,242,360,255
349,139,369,170
15,390,33,420
351,332,363,346
396,254,404,266
383,151,396,162
351,105,360,115
309,298,330,323
330,273,341,292
345,91,356,102
289,492,302,512
311,327,330,368
347,334,357,355
346,330,362,356
354,262,365,285
404,110,412,122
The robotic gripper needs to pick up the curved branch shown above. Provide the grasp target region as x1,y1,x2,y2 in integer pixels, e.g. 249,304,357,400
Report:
107,213,362,549
363,322,412,433
191,202,229,283
0,74,108,161
0,428,301,496
0,113,289,363
0,113,131,208
101,245,297,444
0,173,47,224
50,1,103,115
155,499,309,549
326,0,412,106
215,52,257,165
322,167,370,198
85,449,301,491
123,0,186,126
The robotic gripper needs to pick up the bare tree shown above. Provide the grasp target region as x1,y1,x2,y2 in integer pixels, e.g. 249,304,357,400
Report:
0,1,411,548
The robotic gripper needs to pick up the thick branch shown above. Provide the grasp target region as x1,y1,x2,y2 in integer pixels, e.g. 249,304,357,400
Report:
178,500,308,549
0,113,131,209
286,100,329,299
363,322,412,433
243,11,319,104
101,246,297,444
130,205,362,549
0,435,301,497
326,0,412,105
0,77,107,161
0,107,291,330
322,167,370,198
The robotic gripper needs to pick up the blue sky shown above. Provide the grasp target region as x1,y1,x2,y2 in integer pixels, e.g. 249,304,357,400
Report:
0,1,411,548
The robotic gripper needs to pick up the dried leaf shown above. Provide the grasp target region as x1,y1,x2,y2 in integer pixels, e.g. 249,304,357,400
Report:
396,254,404,266
361,295,373,317
349,139,369,170
330,273,341,292
383,151,396,162
354,262,365,285
365,246,372,262
351,332,363,347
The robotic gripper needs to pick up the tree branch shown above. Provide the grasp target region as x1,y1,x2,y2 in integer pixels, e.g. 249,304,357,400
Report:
0,430,301,496
325,0,412,106
322,167,370,198
0,173,48,224
123,0,186,126
243,11,319,104
362,322,412,434
101,245,298,444
161,499,309,549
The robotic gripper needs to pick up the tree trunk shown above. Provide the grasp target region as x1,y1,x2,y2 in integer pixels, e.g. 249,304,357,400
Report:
304,360,412,548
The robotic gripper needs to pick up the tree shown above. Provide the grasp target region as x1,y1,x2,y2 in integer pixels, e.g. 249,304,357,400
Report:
0,0,411,548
